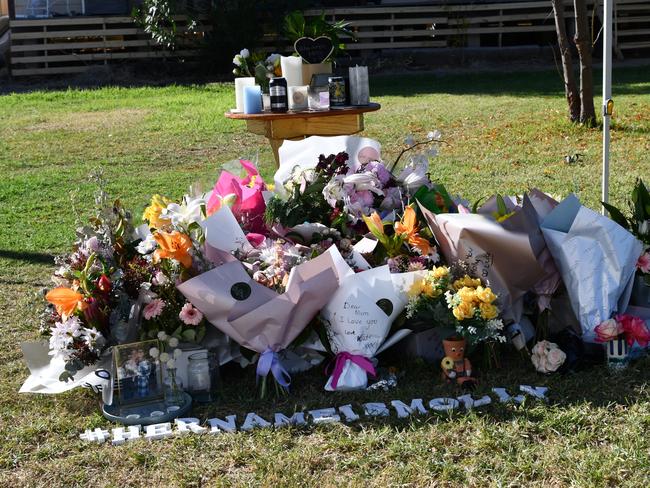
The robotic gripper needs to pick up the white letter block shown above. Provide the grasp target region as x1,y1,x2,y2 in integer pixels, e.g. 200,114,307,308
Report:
338,404,360,422
520,385,549,401
390,399,428,418
274,412,307,428
428,398,460,412
111,425,141,445
80,428,111,443
145,422,173,441
363,402,390,417
207,415,238,434
456,394,492,410
309,408,341,424
241,413,271,432
175,418,207,435
492,387,525,404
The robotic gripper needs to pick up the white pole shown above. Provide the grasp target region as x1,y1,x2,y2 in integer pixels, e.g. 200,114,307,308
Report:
602,0,613,215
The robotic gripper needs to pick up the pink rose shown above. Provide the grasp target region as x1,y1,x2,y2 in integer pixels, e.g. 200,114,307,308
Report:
637,251,650,274
617,313,650,347
531,340,566,373
594,318,622,343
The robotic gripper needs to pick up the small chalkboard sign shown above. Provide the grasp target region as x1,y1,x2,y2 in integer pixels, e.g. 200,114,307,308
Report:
294,36,334,64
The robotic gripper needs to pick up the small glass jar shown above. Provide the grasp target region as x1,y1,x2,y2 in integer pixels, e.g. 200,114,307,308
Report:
187,351,220,403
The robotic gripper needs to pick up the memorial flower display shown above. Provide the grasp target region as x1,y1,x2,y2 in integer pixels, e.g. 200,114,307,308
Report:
18,134,650,420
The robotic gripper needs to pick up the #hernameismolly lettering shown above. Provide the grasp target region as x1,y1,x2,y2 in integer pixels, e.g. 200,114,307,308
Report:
80,385,548,445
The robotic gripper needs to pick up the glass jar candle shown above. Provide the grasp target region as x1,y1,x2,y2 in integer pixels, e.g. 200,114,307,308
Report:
187,351,220,403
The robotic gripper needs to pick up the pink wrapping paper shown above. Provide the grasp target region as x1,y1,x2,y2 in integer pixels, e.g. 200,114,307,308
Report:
420,203,546,323
477,192,561,310
177,248,343,353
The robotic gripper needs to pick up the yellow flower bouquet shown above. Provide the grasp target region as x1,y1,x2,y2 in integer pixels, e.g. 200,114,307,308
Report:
405,263,506,346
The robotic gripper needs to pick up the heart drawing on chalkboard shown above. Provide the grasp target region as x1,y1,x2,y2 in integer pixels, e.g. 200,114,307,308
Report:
294,36,334,64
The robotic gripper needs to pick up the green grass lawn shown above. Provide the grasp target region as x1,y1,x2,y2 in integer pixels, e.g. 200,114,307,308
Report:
1,66,650,486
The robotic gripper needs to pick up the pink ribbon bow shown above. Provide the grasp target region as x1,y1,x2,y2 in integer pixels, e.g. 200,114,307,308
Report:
326,352,376,390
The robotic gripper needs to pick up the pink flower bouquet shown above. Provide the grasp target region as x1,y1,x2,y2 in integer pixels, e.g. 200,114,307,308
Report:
207,159,267,234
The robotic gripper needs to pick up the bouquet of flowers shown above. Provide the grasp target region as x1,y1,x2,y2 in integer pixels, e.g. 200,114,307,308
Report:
405,264,506,346
232,48,281,90
320,264,422,391
362,205,438,267
177,206,347,397
594,314,650,347
41,185,138,381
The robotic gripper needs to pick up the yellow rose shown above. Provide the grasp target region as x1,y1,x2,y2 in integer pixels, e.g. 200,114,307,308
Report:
453,301,476,321
453,275,482,290
408,279,425,298
479,302,498,320
143,194,171,229
457,286,476,304
476,286,497,303
432,266,450,279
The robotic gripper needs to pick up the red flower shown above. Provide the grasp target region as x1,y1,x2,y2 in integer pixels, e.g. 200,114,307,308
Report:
97,274,112,293
616,314,650,347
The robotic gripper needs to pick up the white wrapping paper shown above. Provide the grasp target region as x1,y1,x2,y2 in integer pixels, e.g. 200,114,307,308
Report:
274,135,382,196
540,194,644,342
20,341,111,394
321,266,423,391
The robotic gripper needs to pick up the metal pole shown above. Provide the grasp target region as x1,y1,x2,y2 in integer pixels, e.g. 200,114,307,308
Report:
602,0,613,215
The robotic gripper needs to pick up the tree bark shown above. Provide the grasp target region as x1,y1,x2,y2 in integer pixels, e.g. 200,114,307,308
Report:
551,0,580,122
573,0,597,126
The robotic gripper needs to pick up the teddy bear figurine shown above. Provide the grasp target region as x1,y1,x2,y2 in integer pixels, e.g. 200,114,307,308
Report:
440,337,477,388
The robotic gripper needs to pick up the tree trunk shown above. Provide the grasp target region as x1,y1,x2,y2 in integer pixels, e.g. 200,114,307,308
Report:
573,0,597,126
551,0,580,122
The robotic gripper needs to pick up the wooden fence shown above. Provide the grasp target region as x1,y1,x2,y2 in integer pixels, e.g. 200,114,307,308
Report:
6,0,650,77
9,15,206,76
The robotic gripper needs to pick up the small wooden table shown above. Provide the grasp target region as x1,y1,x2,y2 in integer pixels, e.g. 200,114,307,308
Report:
225,103,381,166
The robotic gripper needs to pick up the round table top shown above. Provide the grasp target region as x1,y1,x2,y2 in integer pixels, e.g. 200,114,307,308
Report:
225,102,381,120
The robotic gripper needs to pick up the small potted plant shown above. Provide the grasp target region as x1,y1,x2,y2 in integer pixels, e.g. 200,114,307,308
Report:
405,263,506,385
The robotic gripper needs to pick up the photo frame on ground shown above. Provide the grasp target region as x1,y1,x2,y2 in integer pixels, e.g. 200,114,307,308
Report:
113,340,163,406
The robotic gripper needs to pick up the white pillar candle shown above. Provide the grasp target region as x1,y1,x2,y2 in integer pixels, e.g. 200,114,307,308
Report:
234,77,255,112
288,85,309,111
280,56,303,87
349,65,370,105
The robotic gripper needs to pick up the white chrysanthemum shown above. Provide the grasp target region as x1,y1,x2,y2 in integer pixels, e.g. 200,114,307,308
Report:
149,347,160,358
136,234,157,255
157,331,168,341
173,348,182,359
159,352,170,363
168,337,179,348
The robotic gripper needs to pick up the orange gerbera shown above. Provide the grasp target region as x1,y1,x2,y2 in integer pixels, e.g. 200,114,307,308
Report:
46,287,86,319
395,206,432,255
153,231,193,268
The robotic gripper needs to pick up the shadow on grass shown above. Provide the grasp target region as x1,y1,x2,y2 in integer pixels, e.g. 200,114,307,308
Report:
371,65,650,98
0,249,54,265
2,64,648,100
183,353,650,435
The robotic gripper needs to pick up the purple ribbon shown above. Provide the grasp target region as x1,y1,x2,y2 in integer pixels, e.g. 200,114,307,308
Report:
256,348,291,388
326,352,376,390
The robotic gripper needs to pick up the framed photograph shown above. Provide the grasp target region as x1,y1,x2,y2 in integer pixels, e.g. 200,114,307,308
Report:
113,340,164,406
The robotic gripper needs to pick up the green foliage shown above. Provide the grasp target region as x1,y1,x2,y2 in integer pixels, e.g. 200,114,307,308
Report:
3,67,650,486
283,10,355,60
414,184,455,215
602,178,650,246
